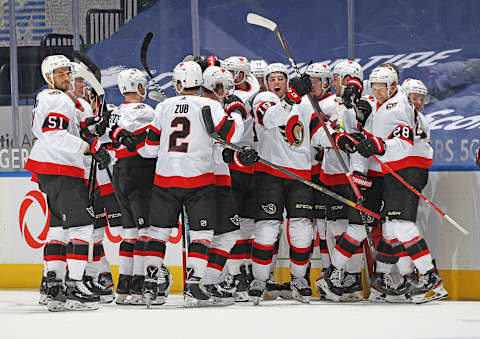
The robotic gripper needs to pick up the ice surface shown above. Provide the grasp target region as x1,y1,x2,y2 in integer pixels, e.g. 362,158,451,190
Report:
0,290,479,339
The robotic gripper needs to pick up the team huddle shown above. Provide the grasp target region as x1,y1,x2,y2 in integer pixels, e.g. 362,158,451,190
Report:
26,51,449,312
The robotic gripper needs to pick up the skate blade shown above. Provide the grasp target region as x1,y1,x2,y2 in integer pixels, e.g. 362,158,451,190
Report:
149,296,166,307
65,299,99,311
39,294,48,305
412,285,448,304
234,291,250,302
212,297,234,306
262,290,279,301
252,296,260,306
47,300,66,312
292,290,311,304
100,294,115,303
340,292,363,302
318,280,341,302
386,294,407,303
127,295,147,305
183,295,212,308
115,294,130,305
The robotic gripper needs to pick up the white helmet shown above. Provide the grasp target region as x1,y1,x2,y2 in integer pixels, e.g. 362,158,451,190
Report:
202,66,234,96
305,63,331,89
250,59,268,78
221,56,250,84
264,62,289,84
118,68,148,99
402,78,428,97
332,60,363,82
41,54,72,86
172,61,203,94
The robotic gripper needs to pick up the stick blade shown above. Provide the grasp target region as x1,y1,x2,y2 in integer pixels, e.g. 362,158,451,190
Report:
73,50,101,82
246,13,277,31
148,90,167,103
201,106,216,135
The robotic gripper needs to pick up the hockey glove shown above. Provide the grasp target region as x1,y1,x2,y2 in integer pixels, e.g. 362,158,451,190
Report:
354,99,372,127
476,147,480,167
356,136,385,158
332,132,365,153
285,74,312,105
224,95,247,119
222,146,259,167
351,171,372,192
80,111,111,139
342,77,363,109
110,125,137,152
86,138,111,170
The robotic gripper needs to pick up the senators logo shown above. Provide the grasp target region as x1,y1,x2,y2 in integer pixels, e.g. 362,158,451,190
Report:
279,115,304,147
18,190,50,249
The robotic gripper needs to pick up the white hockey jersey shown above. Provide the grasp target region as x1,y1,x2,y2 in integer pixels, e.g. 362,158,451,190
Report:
252,91,329,180
141,95,242,188
361,91,428,172
25,89,89,179
111,102,156,160
229,75,260,174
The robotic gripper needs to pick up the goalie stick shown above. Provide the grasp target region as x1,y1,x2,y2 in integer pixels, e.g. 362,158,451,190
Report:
141,32,168,103
246,13,397,264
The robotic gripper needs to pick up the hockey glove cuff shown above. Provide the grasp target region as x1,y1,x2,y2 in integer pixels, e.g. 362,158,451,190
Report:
285,74,312,105
351,171,372,191
332,132,357,153
356,136,385,158
86,138,111,170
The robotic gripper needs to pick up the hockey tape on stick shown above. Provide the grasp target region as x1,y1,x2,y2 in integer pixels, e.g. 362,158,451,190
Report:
140,32,168,102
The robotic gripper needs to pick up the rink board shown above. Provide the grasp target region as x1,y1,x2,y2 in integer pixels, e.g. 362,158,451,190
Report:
0,172,479,299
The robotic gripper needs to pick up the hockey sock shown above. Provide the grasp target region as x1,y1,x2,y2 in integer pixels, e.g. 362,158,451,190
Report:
66,224,94,280
188,230,214,278
251,220,280,281
204,230,239,285
143,226,171,272
270,237,280,275
227,239,252,275
133,229,148,277
119,228,138,276
44,226,67,281
316,218,331,269
289,218,313,278
346,246,364,274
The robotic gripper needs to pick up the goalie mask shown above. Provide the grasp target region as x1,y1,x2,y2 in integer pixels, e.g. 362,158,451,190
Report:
172,61,203,94
118,68,148,99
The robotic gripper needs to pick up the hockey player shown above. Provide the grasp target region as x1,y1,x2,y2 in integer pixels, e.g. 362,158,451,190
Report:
140,61,243,307
352,65,447,303
221,56,261,301
314,60,372,302
249,63,316,304
250,59,268,92
25,55,111,311
200,65,259,305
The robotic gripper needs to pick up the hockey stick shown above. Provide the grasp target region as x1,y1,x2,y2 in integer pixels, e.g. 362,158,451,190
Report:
201,106,380,221
246,13,398,264
140,32,168,103
349,101,469,235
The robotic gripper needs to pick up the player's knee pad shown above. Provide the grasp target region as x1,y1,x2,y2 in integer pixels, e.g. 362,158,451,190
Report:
345,223,367,243
122,227,139,241
240,218,255,239
381,220,397,241
46,226,66,243
93,227,105,243
147,226,171,242
327,219,348,237
397,256,415,275
254,220,281,245
388,219,420,243
288,218,313,248
211,230,240,252
68,224,93,243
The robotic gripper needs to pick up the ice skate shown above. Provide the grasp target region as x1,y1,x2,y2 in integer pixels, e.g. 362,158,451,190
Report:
65,278,99,311
249,279,266,305
83,275,114,303
291,276,312,303
318,265,343,302
143,266,158,308
205,283,234,306
262,273,281,301
39,275,48,306
45,271,66,312
410,268,448,304
129,275,146,305
115,274,132,305
279,281,293,300
98,272,114,292
184,275,212,307
314,272,327,300
233,265,249,302
341,272,363,302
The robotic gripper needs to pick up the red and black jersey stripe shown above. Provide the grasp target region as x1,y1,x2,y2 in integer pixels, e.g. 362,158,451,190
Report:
334,233,362,259
207,248,230,272
388,125,414,145
188,242,209,261
251,242,275,265
144,239,166,259
309,113,322,137
146,125,161,146
119,239,135,258
403,236,430,260
255,101,274,126
66,239,89,261
290,244,311,266
42,112,69,132
229,239,253,260
216,115,235,142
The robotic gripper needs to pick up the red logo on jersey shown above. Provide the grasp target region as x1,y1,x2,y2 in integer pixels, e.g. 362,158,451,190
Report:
18,190,50,249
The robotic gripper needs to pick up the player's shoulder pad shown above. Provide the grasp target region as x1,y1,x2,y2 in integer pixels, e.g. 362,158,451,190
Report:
39,89,74,108
253,91,280,104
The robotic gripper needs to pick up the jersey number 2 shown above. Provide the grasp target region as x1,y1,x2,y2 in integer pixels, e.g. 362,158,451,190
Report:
169,117,190,152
